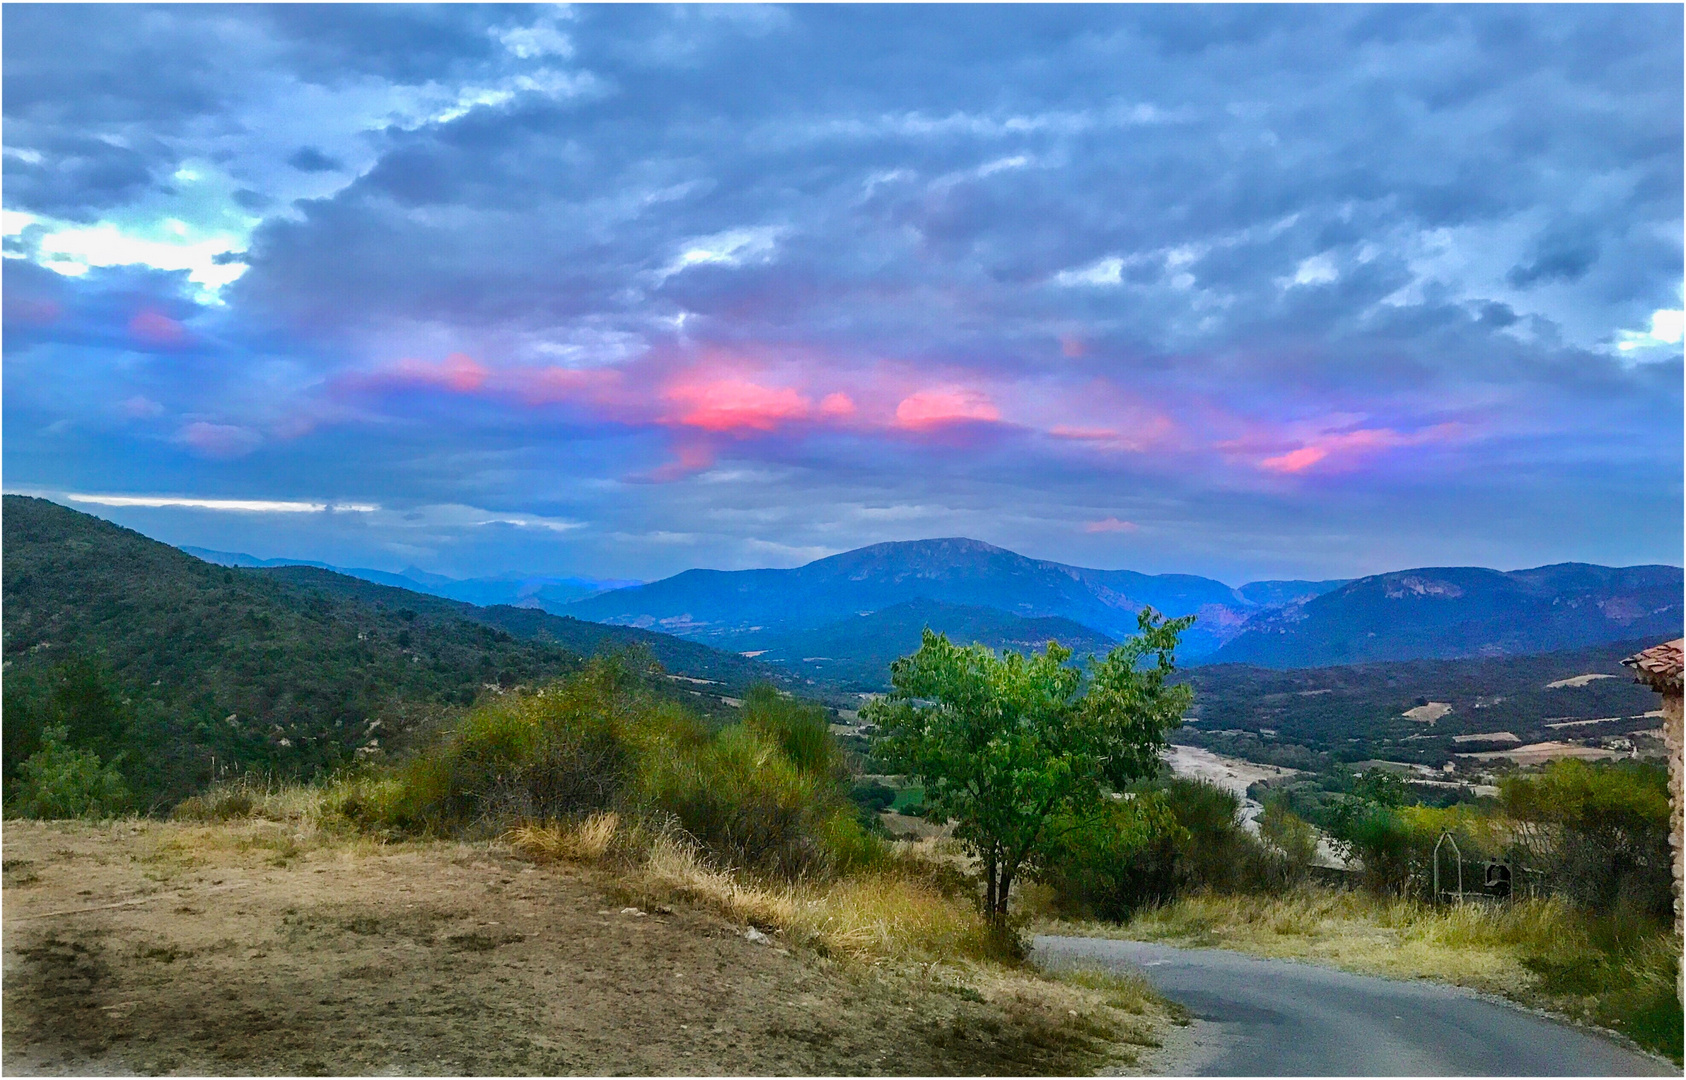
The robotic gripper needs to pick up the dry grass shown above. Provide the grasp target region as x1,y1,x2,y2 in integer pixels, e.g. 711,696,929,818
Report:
157,780,1184,1068
618,826,998,963
160,779,397,874
502,812,1183,1068
505,813,994,964
504,812,620,864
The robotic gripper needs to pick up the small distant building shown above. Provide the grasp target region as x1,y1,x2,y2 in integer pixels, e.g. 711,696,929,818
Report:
1621,638,1683,994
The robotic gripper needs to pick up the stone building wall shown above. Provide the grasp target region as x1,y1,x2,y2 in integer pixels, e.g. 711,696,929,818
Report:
1666,692,1683,947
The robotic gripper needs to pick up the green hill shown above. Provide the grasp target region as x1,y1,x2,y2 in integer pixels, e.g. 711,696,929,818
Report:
737,598,1120,691
0,496,782,809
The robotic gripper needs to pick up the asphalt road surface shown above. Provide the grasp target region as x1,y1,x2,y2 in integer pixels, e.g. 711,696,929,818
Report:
1034,936,1675,1076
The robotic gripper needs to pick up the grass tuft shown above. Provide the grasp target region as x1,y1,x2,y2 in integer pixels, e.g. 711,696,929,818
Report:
504,812,621,864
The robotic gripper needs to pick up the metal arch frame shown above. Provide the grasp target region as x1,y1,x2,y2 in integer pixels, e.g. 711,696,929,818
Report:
1432,830,1463,904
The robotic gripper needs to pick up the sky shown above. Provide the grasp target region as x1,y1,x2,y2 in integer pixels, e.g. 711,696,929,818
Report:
4,4,1682,585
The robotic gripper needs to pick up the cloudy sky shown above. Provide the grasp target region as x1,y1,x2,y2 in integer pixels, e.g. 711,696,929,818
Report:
4,4,1681,584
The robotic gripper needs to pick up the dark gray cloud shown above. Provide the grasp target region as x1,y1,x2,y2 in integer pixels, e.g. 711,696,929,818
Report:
286,147,345,173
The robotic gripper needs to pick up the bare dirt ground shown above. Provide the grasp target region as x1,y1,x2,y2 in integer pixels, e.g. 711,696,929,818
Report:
3,820,1161,1076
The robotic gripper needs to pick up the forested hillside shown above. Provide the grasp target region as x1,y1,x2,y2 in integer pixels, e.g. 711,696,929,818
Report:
251,565,789,691
1177,640,1662,769
733,598,1120,690
0,497,776,808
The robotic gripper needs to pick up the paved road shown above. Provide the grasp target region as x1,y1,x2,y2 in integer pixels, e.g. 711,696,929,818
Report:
1034,936,1675,1076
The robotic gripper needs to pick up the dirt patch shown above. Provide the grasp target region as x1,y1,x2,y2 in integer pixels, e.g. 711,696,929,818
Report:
1401,702,1452,724
1455,741,1624,765
1545,674,1619,689
1161,745,1297,804
4,821,1161,1076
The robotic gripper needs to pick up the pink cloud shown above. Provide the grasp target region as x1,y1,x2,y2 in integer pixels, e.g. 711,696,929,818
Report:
1046,414,1177,453
1060,334,1088,358
1256,424,1462,474
388,352,489,393
640,442,718,483
1050,425,1121,441
129,310,189,347
1259,445,1329,473
817,392,856,419
664,377,812,433
1085,516,1139,533
894,387,1001,430
179,421,261,458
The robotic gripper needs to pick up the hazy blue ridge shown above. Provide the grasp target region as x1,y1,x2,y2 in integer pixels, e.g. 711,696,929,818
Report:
563,537,1346,658
1209,564,1684,668
180,546,639,609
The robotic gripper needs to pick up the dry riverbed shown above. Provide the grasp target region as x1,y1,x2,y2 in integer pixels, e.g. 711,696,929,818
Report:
3,819,1174,1076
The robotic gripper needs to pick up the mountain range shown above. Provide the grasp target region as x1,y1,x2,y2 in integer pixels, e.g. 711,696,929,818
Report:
561,538,1681,678
170,529,1686,681
1208,563,1684,667
734,598,1121,691
182,546,639,609
565,537,1348,659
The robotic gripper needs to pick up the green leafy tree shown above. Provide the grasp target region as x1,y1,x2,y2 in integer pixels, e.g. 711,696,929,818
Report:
864,608,1193,932
8,725,130,819
1352,767,1408,808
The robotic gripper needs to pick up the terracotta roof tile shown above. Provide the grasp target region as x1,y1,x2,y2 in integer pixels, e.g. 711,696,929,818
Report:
1622,638,1684,692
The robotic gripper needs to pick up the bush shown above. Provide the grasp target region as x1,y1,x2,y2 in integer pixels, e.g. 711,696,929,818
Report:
1037,794,1187,920
740,684,846,785
850,779,896,814
6,725,130,819
172,789,255,822
338,660,881,878
1038,778,1291,920
1158,779,1273,891
641,723,880,877
1502,760,1672,918
1258,798,1318,881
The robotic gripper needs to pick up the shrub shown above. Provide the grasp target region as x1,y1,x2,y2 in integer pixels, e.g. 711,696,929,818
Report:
340,657,881,878
325,756,454,833
7,725,130,819
640,723,880,877
1037,794,1187,920
1501,760,1672,918
1039,778,1292,920
1143,777,1290,895
1258,798,1318,881
849,779,896,814
172,788,255,822
740,684,846,784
